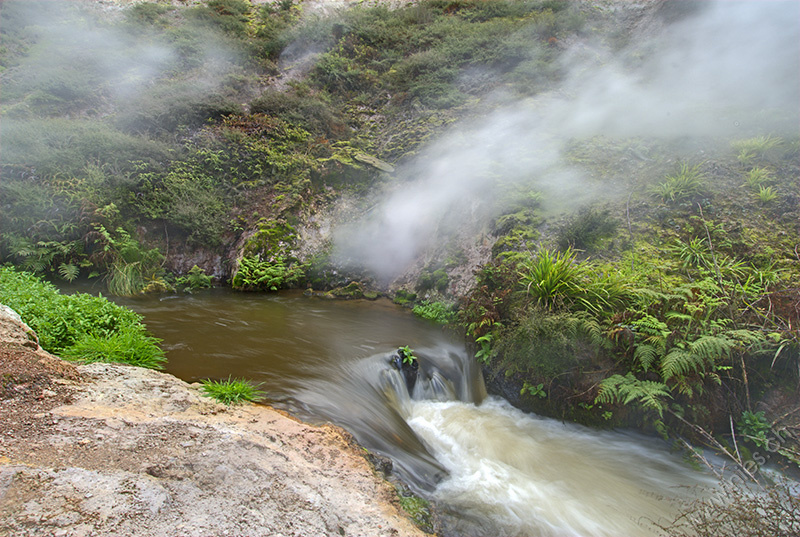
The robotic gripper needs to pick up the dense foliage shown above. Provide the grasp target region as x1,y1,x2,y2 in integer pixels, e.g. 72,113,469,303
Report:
0,266,165,369
0,0,584,294
462,135,800,466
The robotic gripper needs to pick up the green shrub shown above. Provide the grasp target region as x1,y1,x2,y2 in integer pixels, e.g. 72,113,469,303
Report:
0,266,165,369
125,2,172,26
556,207,618,251
412,301,455,324
417,268,449,292
92,225,166,296
116,84,244,134
200,376,264,405
495,310,604,380
130,156,231,247
176,265,213,291
1,118,169,179
393,289,417,305
250,89,346,138
737,410,772,448
231,255,305,291
185,0,252,38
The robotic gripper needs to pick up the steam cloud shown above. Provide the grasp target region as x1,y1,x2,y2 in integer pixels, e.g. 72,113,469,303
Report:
3,1,244,122
333,0,800,281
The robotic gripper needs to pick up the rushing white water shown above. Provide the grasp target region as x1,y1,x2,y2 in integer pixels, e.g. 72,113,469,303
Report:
407,397,716,537
91,288,717,536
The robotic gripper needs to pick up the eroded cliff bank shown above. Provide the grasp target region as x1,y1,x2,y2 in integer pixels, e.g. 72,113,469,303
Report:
0,307,426,537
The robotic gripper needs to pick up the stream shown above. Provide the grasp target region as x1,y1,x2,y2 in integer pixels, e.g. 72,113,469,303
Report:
105,287,714,536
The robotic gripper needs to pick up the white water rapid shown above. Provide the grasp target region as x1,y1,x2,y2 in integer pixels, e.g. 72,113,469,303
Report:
407,397,715,536
104,289,717,536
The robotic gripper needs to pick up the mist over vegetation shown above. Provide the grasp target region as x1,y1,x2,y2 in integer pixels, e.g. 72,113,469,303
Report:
334,0,799,279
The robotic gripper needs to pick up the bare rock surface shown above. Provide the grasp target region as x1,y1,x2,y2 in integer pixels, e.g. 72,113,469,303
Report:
0,305,425,537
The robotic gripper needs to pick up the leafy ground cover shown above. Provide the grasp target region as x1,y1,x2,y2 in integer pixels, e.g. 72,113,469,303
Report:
0,266,165,369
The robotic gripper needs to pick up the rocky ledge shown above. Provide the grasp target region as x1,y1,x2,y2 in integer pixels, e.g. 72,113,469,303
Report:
0,306,425,537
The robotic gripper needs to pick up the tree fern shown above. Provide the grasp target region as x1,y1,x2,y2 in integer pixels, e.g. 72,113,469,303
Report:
596,373,671,417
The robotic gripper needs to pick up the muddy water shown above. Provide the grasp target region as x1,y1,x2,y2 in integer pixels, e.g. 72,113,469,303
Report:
110,288,713,536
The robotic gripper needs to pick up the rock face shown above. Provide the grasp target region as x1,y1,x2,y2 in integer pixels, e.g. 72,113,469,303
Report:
0,306,426,537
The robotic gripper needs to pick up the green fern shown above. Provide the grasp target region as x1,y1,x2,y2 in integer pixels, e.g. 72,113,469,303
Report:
665,311,693,325
725,329,767,348
563,312,611,350
58,262,79,281
690,335,734,363
661,348,699,382
595,373,671,417
660,335,732,383
632,314,669,347
633,343,661,372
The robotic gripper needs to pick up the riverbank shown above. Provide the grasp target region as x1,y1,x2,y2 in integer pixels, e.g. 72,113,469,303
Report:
0,307,427,537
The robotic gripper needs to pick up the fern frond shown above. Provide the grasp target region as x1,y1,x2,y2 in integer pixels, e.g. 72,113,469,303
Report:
596,374,627,405
633,344,661,372
58,263,79,282
634,380,673,415
659,334,734,383
665,311,693,325
596,372,671,417
575,313,611,349
661,348,701,382
632,314,669,339
631,288,670,302
690,335,733,363
724,329,766,349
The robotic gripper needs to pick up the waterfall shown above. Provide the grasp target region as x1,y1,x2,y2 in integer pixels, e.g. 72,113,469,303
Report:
382,347,715,536
108,290,716,536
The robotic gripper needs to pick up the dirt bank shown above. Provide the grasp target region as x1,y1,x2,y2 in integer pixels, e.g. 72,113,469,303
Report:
0,307,426,537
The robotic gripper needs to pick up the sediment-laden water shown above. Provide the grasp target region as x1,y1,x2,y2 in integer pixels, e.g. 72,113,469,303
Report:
106,288,713,536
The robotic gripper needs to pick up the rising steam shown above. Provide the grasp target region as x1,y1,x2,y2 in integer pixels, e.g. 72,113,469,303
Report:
333,0,800,281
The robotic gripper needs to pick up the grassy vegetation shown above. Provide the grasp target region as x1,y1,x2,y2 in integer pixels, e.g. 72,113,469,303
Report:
200,376,264,405
396,486,434,534
0,0,324,291
0,266,165,369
